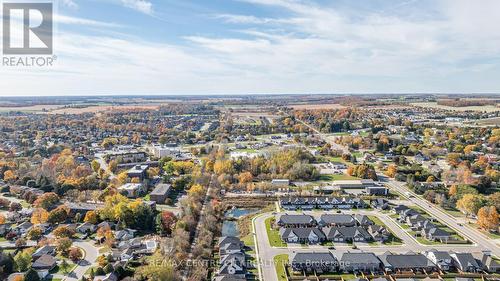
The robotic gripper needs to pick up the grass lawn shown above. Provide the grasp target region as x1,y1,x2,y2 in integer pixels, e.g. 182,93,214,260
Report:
20,200,30,208
98,245,111,254
274,254,289,281
0,237,6,242
265,217,287,247
472,224,500,239
319,174,358,181
396,207,469,245
331,132,350,136
416,237,444,245
444,208,465,218
50,262,78,275
241,233,255,248
368,215,403,245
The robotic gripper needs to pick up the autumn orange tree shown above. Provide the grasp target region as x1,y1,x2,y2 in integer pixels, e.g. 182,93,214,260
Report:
477,206,499,232
456,194,484,217
384,164,397,178
31,208,49,224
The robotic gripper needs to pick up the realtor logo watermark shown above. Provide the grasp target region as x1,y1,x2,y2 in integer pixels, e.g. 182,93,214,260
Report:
2,1,56,66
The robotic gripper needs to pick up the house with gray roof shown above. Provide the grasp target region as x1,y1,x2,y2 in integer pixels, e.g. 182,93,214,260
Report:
290,252,338,273
32,245,56,259
380,251,436,272
277,214,316,227
279,227,326,244
371,198,389,210
421,227,452,243
367,225,390,242
218,236,243,249
476,253,500,273
218,254,246,277
340,252,381,272
149,183,171,203
451,253,481,272
424,250,453,271
318,214,355,227
355,215,374,226
323,226,372,242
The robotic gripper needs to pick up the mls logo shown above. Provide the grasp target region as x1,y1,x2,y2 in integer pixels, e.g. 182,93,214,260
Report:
2,2,53,55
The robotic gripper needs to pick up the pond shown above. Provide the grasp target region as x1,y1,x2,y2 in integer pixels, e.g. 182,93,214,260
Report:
221,208,258,237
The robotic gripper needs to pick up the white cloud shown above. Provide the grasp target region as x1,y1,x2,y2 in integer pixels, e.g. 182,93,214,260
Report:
62,0,78,10
1,0,500,95
55,15,123,28
120,0,153,15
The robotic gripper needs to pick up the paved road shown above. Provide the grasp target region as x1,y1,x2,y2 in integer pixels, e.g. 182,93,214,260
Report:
253,211,493,281
383,176,500,257
291,119,499,255
64,240,99,281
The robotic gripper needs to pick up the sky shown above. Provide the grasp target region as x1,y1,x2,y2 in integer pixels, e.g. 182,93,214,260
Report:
1,0,500,96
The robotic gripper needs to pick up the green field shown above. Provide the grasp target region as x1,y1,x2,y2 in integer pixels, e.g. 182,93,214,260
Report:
318,174,359,181
265,217,287,247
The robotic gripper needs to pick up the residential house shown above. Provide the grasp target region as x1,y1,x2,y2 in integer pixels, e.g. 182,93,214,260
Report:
371,198,389,210
149,183,171,203
366,186,389,196
340,252,381,272
127,165,149,181
279,227,326,244
32,245,56,259
279,197,313,210
424,250,453,271
318,214,355,227
276,214,316,227
366,225,390,242
76,222,97,234
115,229,137,241
32,254,57,278
355,215,374,226
393,205,409,215
218,252,246,277
323,226,372,242
117,183,145,198
290,252,338,273
316,197,335,210
13,221,33,235
0,223,12,236
421,227,452,243
380,251,436,272
476,253,500,273
219,237,243,256
451,253,481,272
66,202,102,217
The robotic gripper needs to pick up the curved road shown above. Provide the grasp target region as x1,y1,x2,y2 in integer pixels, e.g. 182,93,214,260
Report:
64,240,99,281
